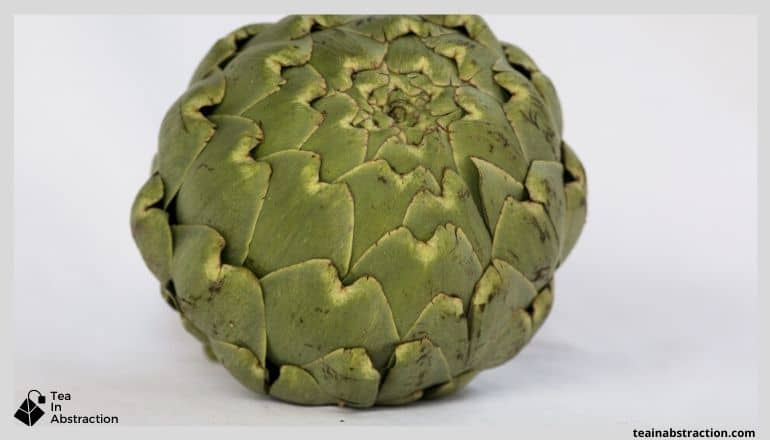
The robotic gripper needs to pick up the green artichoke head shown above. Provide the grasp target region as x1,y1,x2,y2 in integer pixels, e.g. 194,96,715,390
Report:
131,14,587,407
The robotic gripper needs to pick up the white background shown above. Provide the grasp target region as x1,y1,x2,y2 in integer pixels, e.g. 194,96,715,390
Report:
14,15,758,426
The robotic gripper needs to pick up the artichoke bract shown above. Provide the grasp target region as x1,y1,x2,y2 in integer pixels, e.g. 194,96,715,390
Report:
131,15,587,407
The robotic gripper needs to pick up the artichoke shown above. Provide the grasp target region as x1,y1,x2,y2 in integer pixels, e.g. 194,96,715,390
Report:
131,14,587,407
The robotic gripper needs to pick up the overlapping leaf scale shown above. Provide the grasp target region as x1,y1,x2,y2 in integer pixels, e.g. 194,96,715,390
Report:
467,259,537,369
403,293,470,375
337,160,441,265
259,259,399,369
155,69,225,207
345,224,482,337
377,338,453,405
300,92,368,181
492,197,560,291
532,285,555,331
531,73,563,137
245,150,354,277
493,67,561,162
244,15,355,45
525,160,567,258
130,174,172,284
501,42,563,135
190,23,269,83
308,27,387,91
403,170,492,267
210,341,268,394
560,142,588,262
384,35,460,87
241,64,326,158
471,157,526,232
213,36,314,116
269,365,336,406
448,86,528,209
422,15,502,56
175,115,269,266
423,32,507,102
271,348,381,408
340,15,449,43
375,130,458,182
501,42,539,74
169,224,268,391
